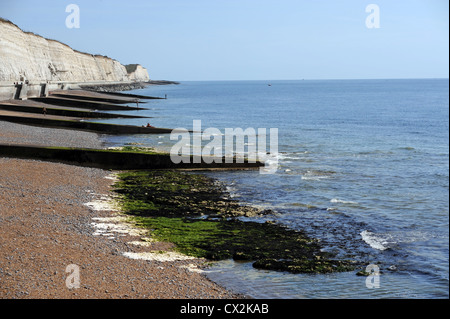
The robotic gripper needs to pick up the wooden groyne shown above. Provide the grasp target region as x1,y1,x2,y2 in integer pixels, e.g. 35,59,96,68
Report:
48,89,148,104
89,91,166,100
0,88,179,134
30,96,147,111
0,86,268,171
0,111,174,134
0,100,148,119
0,144,263,171
0,86,264,170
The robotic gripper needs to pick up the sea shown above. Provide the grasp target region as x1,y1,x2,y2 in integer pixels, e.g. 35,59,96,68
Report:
99,79,449,299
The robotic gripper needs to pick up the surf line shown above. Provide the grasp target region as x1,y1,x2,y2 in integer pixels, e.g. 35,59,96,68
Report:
169,119,279,174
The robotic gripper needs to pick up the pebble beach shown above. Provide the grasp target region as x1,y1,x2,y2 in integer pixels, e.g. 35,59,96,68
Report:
0,121,240,299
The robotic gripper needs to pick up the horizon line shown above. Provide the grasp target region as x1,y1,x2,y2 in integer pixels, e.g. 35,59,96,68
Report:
164,77,450,82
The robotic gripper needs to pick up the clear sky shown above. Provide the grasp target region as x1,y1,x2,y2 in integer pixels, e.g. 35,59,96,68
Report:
1,0,448,81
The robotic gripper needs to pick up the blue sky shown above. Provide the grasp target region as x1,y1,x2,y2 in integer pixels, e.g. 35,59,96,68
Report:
1,0,448,81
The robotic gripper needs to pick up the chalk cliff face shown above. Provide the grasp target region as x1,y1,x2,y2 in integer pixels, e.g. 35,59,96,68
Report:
0,19,149,83
125,64,150,82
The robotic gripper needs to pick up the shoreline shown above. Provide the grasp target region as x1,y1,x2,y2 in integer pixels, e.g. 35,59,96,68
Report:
0,89,359,299
0,120,242,299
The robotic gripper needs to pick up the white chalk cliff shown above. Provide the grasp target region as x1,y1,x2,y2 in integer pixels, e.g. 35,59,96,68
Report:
0,19,150,83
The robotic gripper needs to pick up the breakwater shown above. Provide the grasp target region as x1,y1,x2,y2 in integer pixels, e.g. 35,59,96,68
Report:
0,144,263,170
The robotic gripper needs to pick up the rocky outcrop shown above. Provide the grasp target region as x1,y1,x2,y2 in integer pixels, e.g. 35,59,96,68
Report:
0,18,149,83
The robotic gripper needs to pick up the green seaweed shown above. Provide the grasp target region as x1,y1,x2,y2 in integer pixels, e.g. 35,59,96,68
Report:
113,170,357,274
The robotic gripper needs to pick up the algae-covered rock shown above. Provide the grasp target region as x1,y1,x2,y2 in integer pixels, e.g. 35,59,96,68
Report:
114,170,358,274
115,170,270,218
253,258,355,274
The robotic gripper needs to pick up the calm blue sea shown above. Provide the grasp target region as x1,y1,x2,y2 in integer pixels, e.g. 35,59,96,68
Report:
101,79,449,299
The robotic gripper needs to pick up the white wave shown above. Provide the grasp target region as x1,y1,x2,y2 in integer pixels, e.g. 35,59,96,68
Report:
301,170,333,181
360,230,390,251
330,198,358,205
277,153,301,161
361,229,438,252
225,186,240,198
301,175,329,181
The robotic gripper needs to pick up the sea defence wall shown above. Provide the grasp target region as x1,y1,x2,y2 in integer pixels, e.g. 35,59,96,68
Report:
0,18,150,100
0,144,263,170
